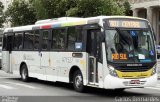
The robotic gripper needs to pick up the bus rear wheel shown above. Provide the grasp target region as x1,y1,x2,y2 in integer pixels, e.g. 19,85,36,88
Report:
73,70,84,92
20,64,29,82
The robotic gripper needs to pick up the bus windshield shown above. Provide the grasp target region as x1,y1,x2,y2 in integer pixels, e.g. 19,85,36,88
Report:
105,29,156,63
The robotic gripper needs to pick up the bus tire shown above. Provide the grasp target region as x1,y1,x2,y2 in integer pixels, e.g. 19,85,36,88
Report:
73,70,84,92
20,64,29,82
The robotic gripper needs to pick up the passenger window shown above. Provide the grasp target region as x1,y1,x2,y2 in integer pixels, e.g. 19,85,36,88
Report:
42,30,49,50
2,35,7,50
51,28,66,50
66,26,83,51
13,32,23,50
34,30,40,50
67,27,76,50
24,31,34,50
76,27,83,42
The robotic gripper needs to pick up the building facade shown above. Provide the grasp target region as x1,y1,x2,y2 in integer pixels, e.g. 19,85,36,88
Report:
0,0,12,11
0,0,13,28
0,0,13,46
128,0,160,45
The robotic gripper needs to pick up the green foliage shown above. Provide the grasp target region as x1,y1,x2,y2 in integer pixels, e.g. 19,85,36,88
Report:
100,0,125,16
31,0,78,19
32,0,125,19
5,0,37,26
123,1,132,16
0,1,4,28
5,0,126,26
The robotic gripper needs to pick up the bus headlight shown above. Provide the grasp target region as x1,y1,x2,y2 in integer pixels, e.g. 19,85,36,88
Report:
151,65,157,76
108,65,118,77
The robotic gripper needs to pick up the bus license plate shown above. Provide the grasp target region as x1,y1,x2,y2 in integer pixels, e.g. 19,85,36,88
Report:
130,80,140,84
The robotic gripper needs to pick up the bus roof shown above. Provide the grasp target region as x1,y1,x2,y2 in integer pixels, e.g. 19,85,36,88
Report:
4,16,149,33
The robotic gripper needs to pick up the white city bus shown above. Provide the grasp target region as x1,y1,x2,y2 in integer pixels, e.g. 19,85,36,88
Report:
2,16,157,92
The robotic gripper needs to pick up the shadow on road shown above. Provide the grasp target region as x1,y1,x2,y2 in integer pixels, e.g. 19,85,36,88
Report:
7,78,154,97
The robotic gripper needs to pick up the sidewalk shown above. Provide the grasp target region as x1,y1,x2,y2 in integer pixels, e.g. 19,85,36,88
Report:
0,69,19,78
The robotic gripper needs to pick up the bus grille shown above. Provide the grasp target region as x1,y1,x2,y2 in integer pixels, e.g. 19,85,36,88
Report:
116,66,152,72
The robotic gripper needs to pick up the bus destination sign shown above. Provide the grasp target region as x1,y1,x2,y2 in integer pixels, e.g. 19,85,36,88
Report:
108,19,148,28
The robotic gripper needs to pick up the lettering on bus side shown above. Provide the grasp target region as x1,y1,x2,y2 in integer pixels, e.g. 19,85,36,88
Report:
62,57,73,63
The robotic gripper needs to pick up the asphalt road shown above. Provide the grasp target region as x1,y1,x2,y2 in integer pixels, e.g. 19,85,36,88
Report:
0,70,160,102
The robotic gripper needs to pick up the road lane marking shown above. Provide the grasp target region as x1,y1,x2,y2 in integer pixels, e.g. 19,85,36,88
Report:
0,84,16,90
5,82,40,89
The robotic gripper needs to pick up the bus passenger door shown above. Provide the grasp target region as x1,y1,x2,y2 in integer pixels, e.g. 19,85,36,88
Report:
86,29,101,85
2,34,14,73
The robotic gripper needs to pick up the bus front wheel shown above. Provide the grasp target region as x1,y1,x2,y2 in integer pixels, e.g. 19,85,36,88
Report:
73,70,84,92
20,64,29,82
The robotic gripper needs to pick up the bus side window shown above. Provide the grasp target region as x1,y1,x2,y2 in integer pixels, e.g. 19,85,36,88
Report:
76,26,83,42
66,26,83,51
59,29,66,49
13,32,23,50
51,28,66,50
52,29,59,49
42,30,49,50
24,31,34,50
67,27,76,50
2,35,7,50
34,30,40,50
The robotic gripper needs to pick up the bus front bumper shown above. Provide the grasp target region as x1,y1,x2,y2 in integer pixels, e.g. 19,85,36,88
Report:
104,74,157,89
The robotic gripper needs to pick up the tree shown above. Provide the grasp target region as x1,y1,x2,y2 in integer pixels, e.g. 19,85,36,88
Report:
31,0,125,19
0,1,4,28
30,0,62,20
5,0,37,26
66,0,125,17
123,1,132,16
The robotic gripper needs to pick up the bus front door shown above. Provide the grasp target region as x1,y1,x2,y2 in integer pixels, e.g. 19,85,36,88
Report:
87,29,100,85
